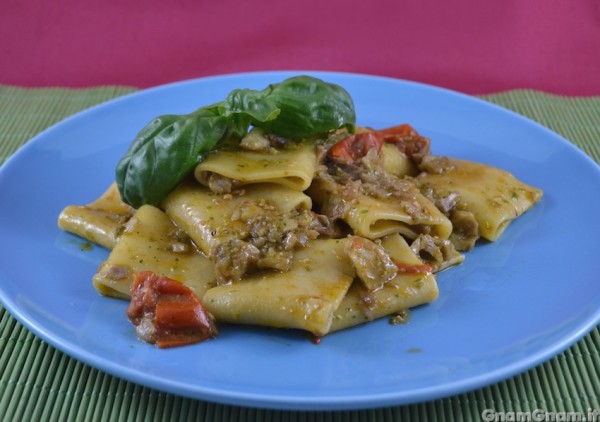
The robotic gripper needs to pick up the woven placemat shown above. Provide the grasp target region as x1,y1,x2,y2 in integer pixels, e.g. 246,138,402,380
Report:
1,85,599,421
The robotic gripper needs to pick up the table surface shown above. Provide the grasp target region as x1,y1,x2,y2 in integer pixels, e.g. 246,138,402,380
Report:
1,84,599,421
2,2,600,419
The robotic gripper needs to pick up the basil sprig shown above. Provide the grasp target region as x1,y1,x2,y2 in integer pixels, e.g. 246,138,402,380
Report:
116,76,356,208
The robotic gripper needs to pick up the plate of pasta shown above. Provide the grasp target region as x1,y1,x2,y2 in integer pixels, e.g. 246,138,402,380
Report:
0,71,599,410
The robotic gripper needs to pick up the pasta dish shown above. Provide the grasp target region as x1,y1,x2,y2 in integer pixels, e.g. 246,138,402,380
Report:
57,76,542,347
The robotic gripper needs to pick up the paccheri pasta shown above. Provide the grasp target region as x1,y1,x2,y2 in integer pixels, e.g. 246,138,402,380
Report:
58,76,543,347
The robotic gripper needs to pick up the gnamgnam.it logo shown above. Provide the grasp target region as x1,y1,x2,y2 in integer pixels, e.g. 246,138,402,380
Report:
480,408,600,422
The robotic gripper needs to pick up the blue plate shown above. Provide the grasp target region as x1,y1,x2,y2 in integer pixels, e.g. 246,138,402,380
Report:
1,71,599,410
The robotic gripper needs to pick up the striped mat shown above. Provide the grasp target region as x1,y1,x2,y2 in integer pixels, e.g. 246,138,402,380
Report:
1,85,599,421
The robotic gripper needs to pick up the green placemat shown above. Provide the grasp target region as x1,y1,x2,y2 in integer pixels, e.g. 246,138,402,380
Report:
1,85,599,421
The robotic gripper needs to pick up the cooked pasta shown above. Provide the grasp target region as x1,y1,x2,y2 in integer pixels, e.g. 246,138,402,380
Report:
194,133,318,192
57,79,542,347
414,156,543,242
92,204,216,299
58,182,134,250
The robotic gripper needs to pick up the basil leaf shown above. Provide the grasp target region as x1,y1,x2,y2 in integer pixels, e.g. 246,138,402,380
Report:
222,88,280,122
115,75,356,208
257,76,356,138
220,88,281,139
116,108,230,208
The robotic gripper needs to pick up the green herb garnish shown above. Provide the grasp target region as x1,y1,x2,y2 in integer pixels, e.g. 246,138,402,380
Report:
116,76,356,208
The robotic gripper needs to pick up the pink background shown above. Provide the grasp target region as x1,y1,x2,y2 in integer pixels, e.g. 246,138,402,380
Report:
1,0,599,95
